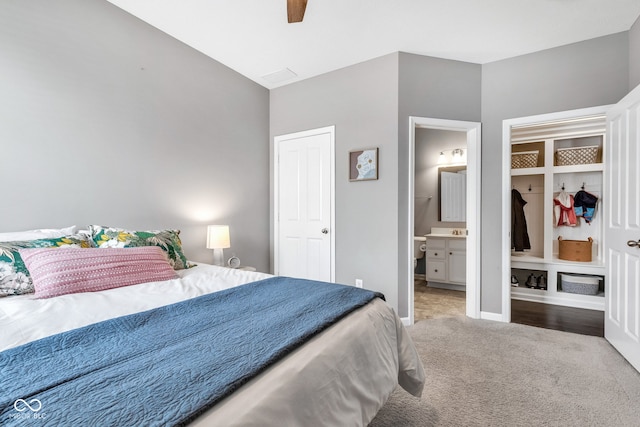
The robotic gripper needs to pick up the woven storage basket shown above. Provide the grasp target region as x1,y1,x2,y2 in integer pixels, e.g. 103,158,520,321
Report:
555,145,598,166
511,150,539,169
558,236,593,262
560,273,599,295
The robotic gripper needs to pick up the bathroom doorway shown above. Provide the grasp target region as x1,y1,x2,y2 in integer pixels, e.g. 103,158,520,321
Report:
408,117,481,324
414,128,468,321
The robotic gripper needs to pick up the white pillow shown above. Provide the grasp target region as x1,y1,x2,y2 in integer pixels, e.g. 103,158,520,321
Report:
0,225,77,242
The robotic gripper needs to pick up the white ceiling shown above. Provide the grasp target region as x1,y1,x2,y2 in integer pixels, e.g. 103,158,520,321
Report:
106,0,640,89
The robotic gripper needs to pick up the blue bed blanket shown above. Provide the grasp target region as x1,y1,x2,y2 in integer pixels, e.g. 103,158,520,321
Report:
0,277,382,426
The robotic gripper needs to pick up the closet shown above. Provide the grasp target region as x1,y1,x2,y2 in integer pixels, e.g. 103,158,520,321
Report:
510,114,605,311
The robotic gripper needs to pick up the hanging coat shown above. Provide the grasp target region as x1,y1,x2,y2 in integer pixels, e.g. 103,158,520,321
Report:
574,190,598,224
553,191,577,227
511,189,531,252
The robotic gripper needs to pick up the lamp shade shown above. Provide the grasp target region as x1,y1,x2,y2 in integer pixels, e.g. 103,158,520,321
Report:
206,225,230,249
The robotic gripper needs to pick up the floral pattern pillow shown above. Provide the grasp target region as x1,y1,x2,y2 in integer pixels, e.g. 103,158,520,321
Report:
88,225,189,270
0,235,93,296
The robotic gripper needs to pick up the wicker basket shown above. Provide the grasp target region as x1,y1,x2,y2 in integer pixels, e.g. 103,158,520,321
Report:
511,150,539,169
555,146,598,166
558,236,593,262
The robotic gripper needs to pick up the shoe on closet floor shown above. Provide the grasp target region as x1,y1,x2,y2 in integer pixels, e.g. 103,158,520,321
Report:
537,275,547,290
525,274,537,288
511,275,519,287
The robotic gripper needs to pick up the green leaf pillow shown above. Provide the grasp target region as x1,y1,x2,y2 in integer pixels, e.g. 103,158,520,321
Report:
0,235,93,296
89,225,189,270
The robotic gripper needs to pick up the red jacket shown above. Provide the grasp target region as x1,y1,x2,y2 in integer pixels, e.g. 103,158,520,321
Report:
554,191,577,226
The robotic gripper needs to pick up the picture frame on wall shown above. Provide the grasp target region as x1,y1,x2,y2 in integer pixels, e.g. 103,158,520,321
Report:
349,147,379,181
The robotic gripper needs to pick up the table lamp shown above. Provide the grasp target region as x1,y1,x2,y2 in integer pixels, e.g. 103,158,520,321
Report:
206,225,230,266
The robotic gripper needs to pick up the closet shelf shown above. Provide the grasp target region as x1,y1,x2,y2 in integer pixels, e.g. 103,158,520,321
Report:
511,163,603,176
511,167,544,176
550,255,605,268
553,163,603,174
510,254,544,263
511,255,605,269
511,286,605,311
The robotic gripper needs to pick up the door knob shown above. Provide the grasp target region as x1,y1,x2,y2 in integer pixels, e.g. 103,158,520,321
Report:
321,228,329,234
628,240,640,248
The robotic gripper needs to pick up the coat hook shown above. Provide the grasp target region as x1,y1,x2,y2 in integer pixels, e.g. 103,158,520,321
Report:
561,182,565,190
581,182,585,190
528,184,532,192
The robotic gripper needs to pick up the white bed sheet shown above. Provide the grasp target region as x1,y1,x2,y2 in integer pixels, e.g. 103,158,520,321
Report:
0,263,271,351
0,264,425,426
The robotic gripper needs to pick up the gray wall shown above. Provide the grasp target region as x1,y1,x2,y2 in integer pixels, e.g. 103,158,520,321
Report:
270,53,481,314
480,33,630,313
270,54,400,309
0,0,270,270
397,53,482,315
630,15,640,90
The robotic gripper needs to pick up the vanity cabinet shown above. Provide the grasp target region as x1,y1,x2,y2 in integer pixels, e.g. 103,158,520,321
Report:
447,239,467,283
426,237,466,287
425,239,446,281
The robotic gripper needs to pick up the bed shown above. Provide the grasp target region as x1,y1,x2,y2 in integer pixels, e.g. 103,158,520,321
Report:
0,227,425,426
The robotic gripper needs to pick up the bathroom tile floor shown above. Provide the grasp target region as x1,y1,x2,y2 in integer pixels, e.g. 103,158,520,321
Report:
414,280,466,322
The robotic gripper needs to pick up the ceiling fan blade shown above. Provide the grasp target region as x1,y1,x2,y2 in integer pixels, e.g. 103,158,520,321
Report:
287,0,307,23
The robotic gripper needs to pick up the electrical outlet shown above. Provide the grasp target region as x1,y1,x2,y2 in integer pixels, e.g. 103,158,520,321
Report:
355,279,363,288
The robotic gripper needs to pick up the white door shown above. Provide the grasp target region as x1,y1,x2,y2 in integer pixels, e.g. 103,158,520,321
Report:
605,84,640,372
274,126,334,282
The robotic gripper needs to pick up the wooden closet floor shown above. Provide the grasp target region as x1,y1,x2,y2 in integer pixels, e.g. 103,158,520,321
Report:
511,299,604,337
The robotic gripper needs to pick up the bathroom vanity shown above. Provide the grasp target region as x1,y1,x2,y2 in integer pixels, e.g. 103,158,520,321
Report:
425,228,466,290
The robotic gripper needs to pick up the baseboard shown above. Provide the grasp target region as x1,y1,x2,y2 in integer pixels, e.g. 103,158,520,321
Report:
404,313,506,324
480,311,506,322
427,282,466,292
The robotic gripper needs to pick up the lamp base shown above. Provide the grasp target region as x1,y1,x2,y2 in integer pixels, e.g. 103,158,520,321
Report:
213,248,225,266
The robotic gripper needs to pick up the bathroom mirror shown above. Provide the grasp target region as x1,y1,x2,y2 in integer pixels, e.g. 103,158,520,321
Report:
439,166,467,222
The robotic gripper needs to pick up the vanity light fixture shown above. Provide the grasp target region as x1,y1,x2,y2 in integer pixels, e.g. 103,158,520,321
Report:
452,148,464,163
437,148,466,165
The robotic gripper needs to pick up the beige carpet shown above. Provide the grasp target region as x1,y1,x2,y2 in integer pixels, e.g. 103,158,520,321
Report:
370,316,640,426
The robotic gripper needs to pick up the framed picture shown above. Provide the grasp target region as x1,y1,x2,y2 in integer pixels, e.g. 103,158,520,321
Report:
349,148,378,181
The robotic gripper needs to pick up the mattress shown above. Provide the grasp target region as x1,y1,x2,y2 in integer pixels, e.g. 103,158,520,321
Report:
0,264,425,426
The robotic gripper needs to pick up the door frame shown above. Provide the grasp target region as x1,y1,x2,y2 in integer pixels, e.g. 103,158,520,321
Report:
408,117,482,324
500,105,610,322
273,125,336,281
